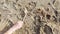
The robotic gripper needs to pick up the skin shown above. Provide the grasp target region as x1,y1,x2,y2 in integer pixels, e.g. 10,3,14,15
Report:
4,8,27,34
4,21,23,34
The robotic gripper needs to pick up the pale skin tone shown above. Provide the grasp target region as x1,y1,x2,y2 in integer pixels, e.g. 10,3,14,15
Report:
4,8,27,34
4,21,23,34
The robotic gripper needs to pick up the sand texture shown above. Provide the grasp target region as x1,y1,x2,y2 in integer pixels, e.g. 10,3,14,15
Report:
0,0,60,34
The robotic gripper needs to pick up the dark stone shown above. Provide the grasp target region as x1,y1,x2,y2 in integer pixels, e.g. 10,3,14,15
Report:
34,26,40,34
44,25,53,34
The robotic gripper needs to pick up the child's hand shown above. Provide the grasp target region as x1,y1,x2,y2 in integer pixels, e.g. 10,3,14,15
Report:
4,21,23,34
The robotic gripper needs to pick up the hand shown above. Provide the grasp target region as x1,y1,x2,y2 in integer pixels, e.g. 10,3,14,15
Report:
4,21,23,34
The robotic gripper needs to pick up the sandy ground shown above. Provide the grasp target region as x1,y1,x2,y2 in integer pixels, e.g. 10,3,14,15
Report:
0,0,60,34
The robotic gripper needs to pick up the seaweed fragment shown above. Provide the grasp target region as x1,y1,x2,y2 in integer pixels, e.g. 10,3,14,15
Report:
34,15,42,34
48,2,58,16
52,0,56,4
54,10,58,16
46,14,51,19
